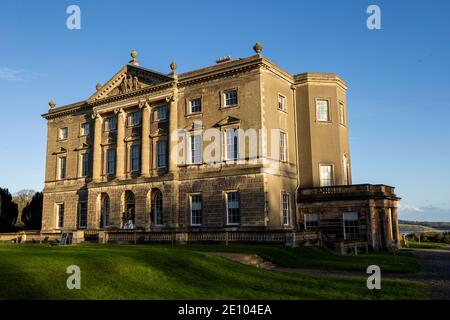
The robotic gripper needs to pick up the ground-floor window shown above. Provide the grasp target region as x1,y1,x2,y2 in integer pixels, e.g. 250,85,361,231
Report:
343,212,359,240
281,193,290,226
226,191,240,225
304,213,319,230
153,190,163,226
101,194,110,228
123,191,135,229
190,194,202,226
77,201,87,229
56,203,64,229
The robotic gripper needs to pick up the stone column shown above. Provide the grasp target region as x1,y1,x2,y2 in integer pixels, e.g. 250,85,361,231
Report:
385,208,394,250
92,113,103,181
391,207,401,248
140,102,151,177
115,108,126,179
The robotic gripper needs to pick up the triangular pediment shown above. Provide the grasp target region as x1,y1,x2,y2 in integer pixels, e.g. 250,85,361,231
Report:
213,116,240,128
52,147,67,155
74,143,90,151
88,64,173,102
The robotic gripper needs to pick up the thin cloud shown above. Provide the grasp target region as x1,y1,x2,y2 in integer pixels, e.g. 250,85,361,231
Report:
0,67,40,82
399,204,450,222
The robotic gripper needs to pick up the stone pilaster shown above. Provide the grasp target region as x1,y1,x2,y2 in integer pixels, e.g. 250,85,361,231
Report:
115,108,126,179
391,207,401,248
92,113,103,181
385,208,394,250
140,102,151,177
167,93,178,173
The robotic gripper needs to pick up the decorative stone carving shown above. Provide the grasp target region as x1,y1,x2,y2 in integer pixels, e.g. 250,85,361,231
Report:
119,74,141,94
49,100,56,108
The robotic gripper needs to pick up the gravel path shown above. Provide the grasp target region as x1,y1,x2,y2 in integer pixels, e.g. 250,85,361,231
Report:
213,246,450,300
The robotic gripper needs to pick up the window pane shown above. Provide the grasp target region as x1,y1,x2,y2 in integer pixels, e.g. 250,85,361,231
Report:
60,128,68,140
191,135,201,164
320,165,334,186
190,195,202,226
107,149,116,175
225,90,238,107
157,140,167,168
225,129,238,160
78,202,87,228
316,100,329,121
191,98,202,113
59,157,66,179
280,132,287,162
227,192,240,224
81,153,89,177
131,145,140,171
57,204,64,228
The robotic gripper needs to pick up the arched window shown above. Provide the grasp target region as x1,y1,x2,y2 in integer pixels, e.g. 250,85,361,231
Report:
100,194,110,228
123,191,135,228
153,190,163,226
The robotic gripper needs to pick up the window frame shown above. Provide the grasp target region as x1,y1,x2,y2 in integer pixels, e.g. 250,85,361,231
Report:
189,194,203,227
80,152,89,177
278,93,287,112
130,144,141,173
223,89,238,108
225,191,240,226
189,98,202,114
223,127,239,161
58,156,67,180
153,191,163,227
281,192,291,226
106,148,116,176
104,116,117,132
319,163,335,187
58,127,68,141
156,139,168,169
343,212,360,240
279,130,287,162
80,122,90,137
188,133,202,165
339,102,346,126
77,201,88,229
315,99,331,122
127,111,141,127
56,203,64,229
304,213,319,230
154,105,168,122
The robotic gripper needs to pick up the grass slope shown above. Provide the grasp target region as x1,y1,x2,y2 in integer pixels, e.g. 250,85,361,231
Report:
183,244,421,273
0,244,427,300
405,241,449,249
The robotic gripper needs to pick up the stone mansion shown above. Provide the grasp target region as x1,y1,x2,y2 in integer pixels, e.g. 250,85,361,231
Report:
41,43,400,251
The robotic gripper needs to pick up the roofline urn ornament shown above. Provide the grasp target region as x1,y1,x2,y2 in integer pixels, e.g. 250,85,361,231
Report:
48,99,56,108
129,50,139,66
96,83,102,91
253,42,263,55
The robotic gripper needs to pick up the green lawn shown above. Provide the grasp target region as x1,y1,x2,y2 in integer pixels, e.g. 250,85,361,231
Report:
182,244,420,273
0,244,427,300
405,241,449,249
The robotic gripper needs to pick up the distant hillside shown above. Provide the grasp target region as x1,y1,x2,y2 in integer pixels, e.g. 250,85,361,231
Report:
399,220,450,233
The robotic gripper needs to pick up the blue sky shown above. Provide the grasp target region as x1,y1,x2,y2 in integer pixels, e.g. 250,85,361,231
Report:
0,0,449,221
